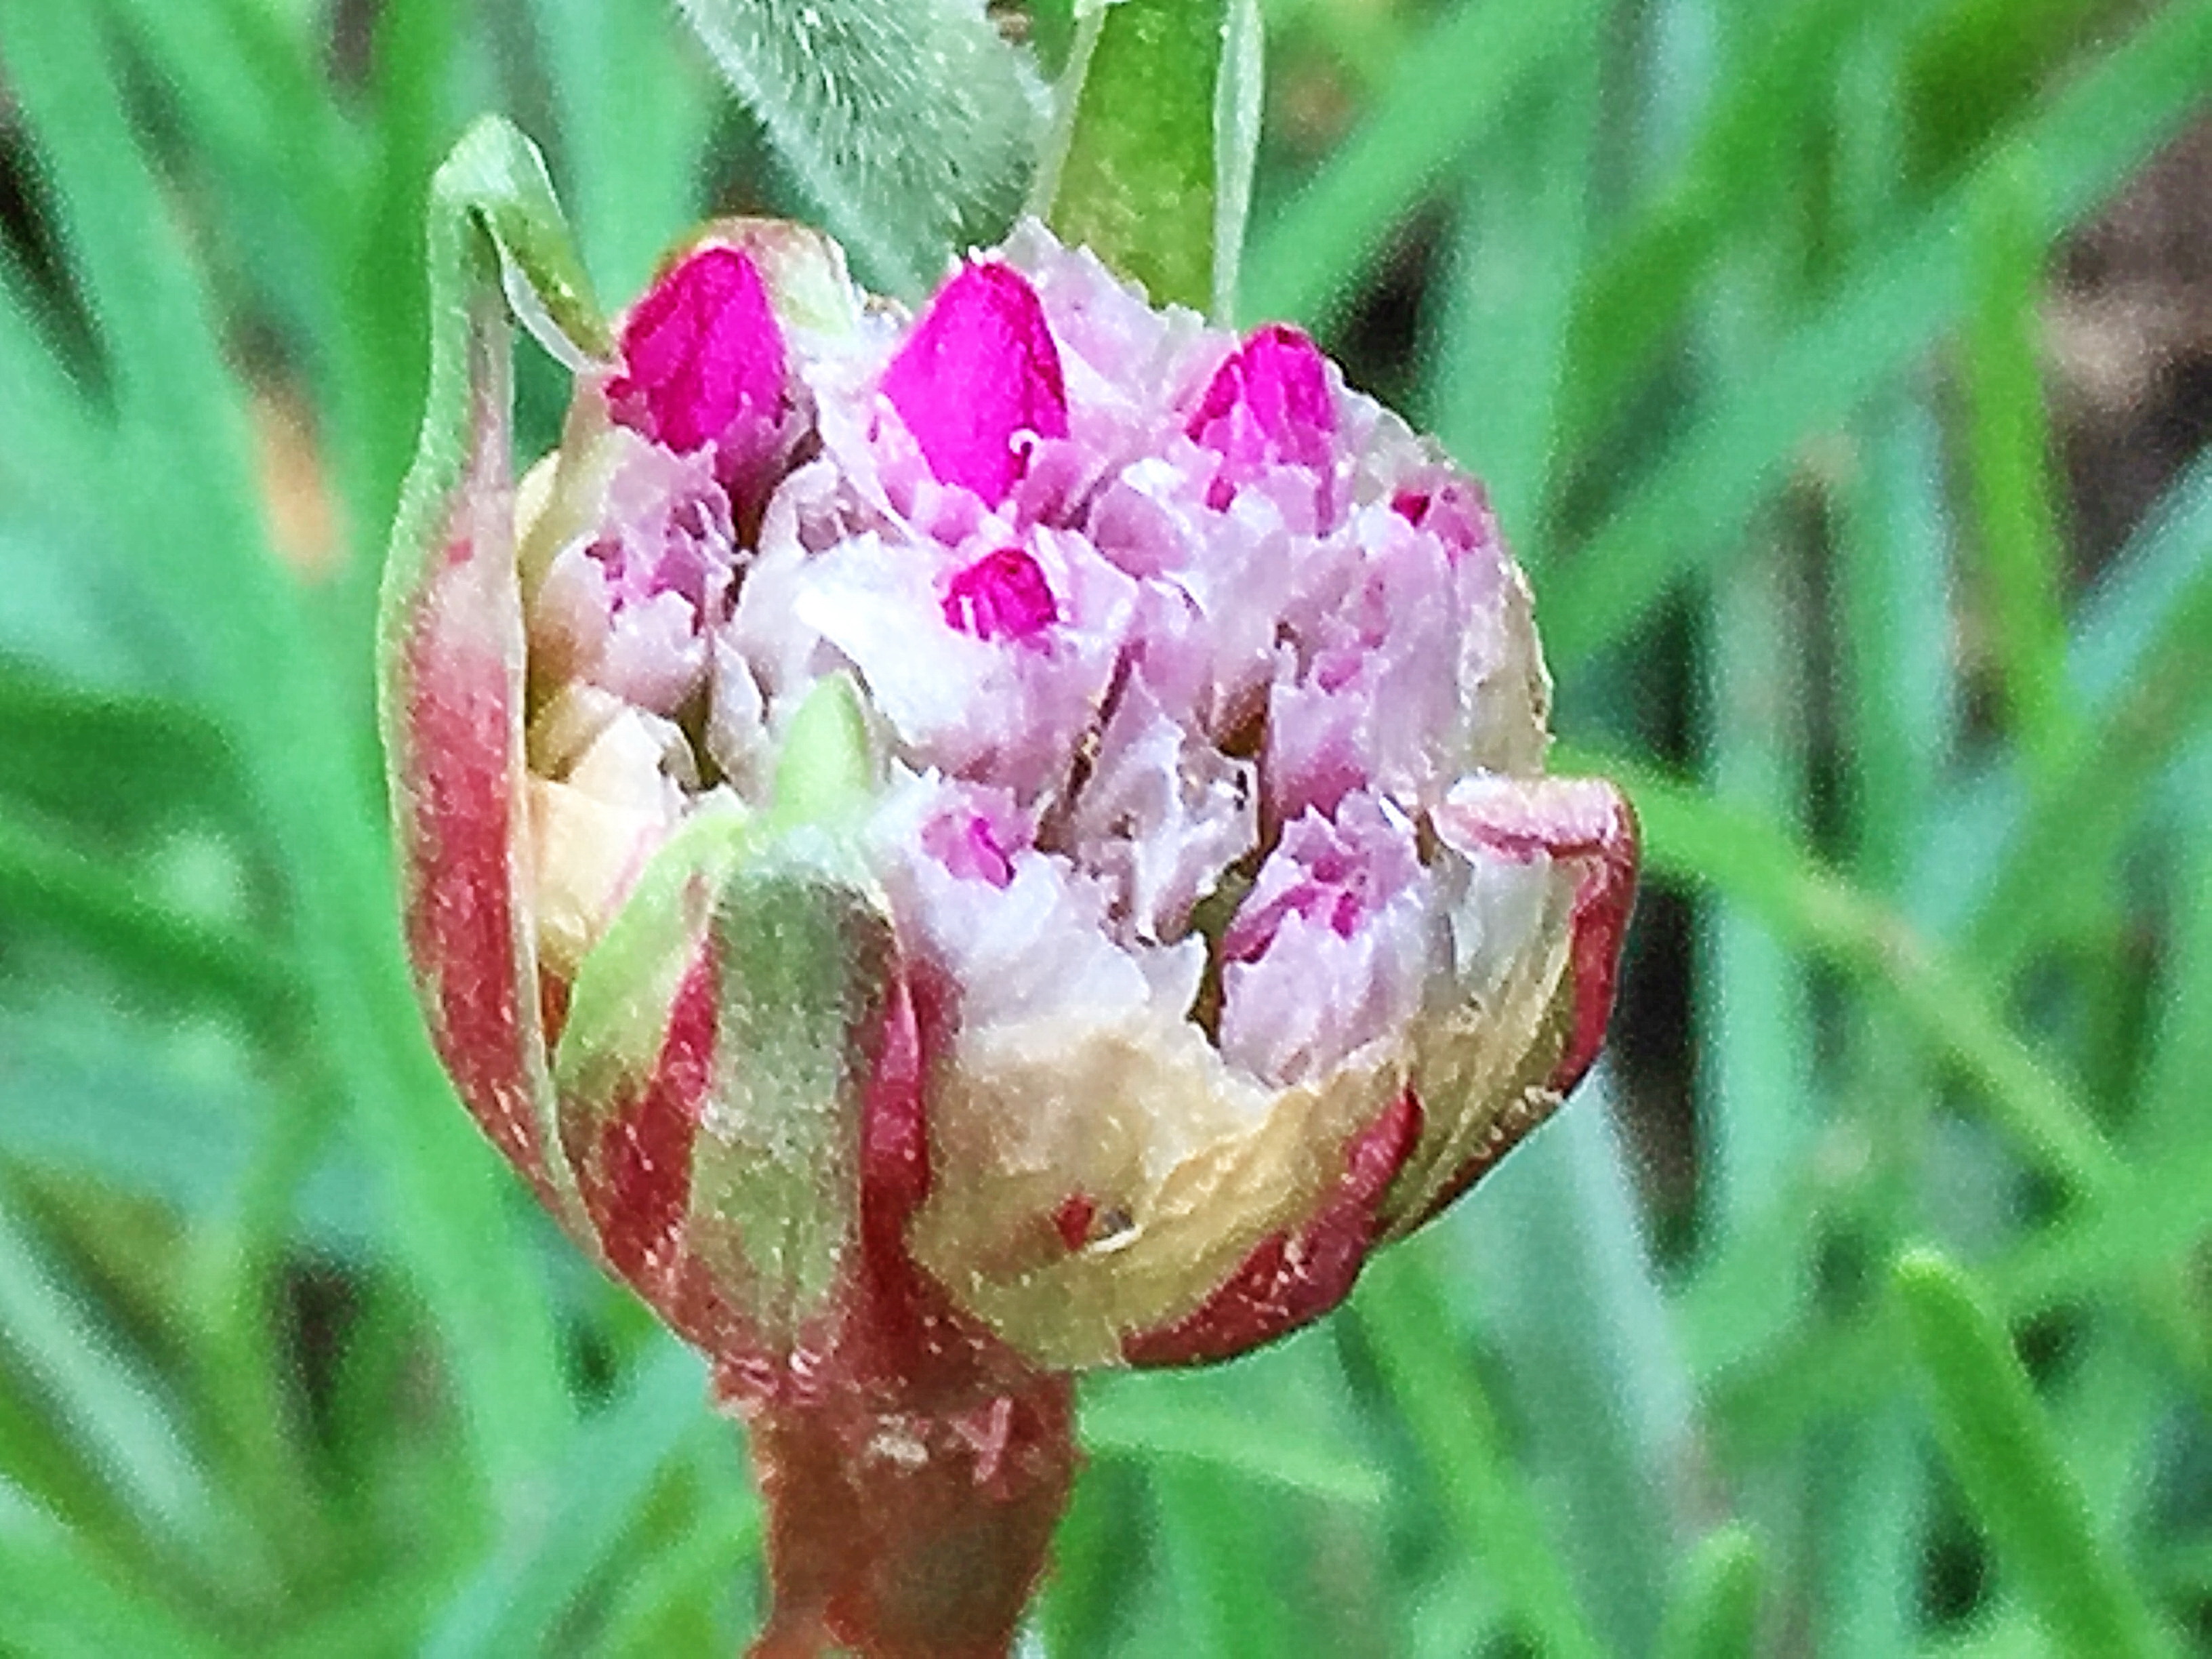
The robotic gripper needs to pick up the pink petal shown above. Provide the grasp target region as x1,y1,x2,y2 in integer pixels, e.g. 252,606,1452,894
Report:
940,546,1059,643
1186,323,1336,510
880,262,1069,506
608,245,788,459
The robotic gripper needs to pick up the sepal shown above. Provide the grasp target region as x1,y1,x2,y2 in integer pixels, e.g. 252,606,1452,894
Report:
376,117,607,1233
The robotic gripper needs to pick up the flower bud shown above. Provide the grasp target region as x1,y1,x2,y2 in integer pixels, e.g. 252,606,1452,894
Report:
383,127,1636,1654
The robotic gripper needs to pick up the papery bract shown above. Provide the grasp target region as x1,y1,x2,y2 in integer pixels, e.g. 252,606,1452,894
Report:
382,123,1637,1659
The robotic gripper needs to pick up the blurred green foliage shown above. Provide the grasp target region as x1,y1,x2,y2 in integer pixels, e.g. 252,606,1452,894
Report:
0,0,2207,1654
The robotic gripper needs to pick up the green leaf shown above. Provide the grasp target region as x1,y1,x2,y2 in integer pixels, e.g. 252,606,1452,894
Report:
1425,37,1600,556
1577,752,2115,1194
1961,159,2076,780
0,806,291,1024
1080,1378,1389,1509
1542,0,2212,668
766,672,878,832
1656,1525,1763,1659
554,800,754,1172
424,1340,719,1659
672,0,1042,296
1894,1250,2179,1659
0,1198,249,1593
1449,1088,1692,1656
1555,0,1921,454
0,1479,230,1659
1354,1244,1607,1659
684,836,895,1343
525,0,714,301
0,0,578,1517
1040,0,1260,321
1242,0,1604,328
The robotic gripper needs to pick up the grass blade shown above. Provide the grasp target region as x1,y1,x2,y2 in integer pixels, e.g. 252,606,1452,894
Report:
1961,161,2077,778
1656,1524,1763,1659
0,0,577,1509
1542,0,2212,668
424,1340,717,1659
1580,754,2115,1193
1242,0,1605,328
0,1479,230,1659
1080,1374,1388,1509
1894,1249,2179,1659
1354,1244,1607,1659
1425,22,1601,554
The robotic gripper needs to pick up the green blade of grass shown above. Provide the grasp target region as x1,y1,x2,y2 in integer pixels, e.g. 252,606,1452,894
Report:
1354,1244,1608,1659
1242,0,1605,329
2135,750,2212,1158
1656,1524,1763,1659
1698,529,1815,1271
0,1479,231,1659
424,1340,717,1659
1894,1250,2179,1659
0,0,577,1511
1961,161,2077,779
1148,1461,1305,1658
0,810,291,1023
1080,1375,1389,1510
1837,383,1957,884
0,1198,249,1595
1542,0,2212,669
1424,23,1601,558
1556,0,1920,453
525,0,712,300
1575,753,2115,1193
1962,461,2212,987
1450,1086,1693,1656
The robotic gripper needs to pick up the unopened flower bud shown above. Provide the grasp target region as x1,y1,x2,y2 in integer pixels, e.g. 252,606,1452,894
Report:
382,122,1636,1657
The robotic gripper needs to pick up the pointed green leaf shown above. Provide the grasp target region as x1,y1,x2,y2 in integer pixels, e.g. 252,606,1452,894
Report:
1656,1526,1763,1659
377,115,609,1239
766,672,878,832
554,799,756,1172
1894,1250,2179,1659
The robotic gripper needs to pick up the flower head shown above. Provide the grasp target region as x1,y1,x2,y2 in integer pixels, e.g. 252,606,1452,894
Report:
390,213,1636,1381
382,152,1635,1655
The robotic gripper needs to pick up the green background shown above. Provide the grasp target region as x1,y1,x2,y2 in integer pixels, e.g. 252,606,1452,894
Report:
0,0,2208,1653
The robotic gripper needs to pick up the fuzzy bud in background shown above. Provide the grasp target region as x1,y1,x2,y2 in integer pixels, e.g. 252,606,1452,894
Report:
384,192,1636,1658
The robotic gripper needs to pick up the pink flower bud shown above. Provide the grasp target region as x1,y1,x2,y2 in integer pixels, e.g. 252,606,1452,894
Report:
385,197,1638,1658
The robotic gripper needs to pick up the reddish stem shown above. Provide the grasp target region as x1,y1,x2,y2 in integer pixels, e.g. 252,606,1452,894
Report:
733,1374,1078,1659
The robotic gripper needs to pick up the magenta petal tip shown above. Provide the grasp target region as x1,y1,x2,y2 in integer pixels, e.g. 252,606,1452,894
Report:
1187,322,1336,509
609,244,788,461
880,262,1069,506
